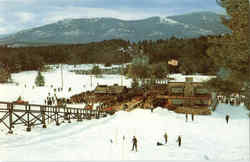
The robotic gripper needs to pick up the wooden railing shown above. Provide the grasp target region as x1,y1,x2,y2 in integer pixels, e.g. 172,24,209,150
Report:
0,101,107,134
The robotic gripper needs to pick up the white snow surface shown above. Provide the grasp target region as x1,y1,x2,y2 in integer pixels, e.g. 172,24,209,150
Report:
159,17,179,24
168,73,216,82
0,64,249,160
0,64,131,104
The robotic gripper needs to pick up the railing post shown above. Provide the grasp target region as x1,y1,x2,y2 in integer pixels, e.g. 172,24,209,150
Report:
26,105,31,132
96,110,100,119
56,106,60,126
87,110,91,120
79,109,83,121
64,107,68,120
68,109,71,123
77,109,81,121
8,103,13,134
41,106,47,128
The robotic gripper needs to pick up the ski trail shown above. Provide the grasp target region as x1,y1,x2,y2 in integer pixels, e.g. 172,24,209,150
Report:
1,114,115,148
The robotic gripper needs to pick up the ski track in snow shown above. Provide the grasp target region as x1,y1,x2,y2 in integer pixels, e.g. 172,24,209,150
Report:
0,114,117,148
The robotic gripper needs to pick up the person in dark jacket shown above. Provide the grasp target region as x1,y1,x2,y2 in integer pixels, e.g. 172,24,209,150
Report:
157,142,164,146
164,132,168,144
131,136,138,152
177,136,181,147
225,114,230,124
185,113,188,122
191,113,194,121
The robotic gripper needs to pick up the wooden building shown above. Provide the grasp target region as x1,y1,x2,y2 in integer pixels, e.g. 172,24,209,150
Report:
166,77,211,106
94,84,128,95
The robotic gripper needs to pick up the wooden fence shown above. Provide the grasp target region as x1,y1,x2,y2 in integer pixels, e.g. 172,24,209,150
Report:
0,101,107,134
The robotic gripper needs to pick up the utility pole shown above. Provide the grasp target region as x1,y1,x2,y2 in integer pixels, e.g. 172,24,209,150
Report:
121,50,125,86
61,64,63,89
90,75,93,88
121,67,123,86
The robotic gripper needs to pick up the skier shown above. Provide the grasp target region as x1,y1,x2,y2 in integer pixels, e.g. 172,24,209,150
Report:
131,136,138,152
52,97,55,105
177,136,181,147
225,114,230,124
185,113,188,122
156,142,163,146
191,113,194,121
164,132,168,144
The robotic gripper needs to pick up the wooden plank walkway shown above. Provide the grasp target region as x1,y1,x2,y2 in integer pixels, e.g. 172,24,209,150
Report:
0,101,107,134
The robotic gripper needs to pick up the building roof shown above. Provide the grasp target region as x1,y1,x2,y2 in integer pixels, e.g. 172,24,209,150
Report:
95,84,127,94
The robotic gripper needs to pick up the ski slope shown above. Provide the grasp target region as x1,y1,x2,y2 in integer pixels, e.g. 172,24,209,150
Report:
0,64,249,160
0,105,248,160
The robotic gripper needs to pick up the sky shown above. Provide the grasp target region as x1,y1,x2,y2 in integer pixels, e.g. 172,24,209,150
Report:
0,0,225,35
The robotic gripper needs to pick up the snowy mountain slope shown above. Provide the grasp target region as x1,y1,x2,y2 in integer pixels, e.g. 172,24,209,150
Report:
1,12,231,45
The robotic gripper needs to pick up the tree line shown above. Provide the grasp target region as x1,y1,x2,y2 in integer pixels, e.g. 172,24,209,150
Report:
205,0,249,109
0,35,222,75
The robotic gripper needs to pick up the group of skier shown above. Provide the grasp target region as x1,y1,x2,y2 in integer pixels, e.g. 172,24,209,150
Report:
217,95,245,106
44,93,57,106
157,132,181,147
115,133,182,153
185,112,230,124
185,113,195,122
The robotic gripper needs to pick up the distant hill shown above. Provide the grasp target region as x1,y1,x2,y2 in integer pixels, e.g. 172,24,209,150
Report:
0,34,10,39
0,11,231,45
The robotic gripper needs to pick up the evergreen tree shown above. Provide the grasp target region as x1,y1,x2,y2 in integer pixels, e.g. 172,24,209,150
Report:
35,71,45,87
0,63,10,83
91,65,102,77
151,62,169,84
207,0,249,108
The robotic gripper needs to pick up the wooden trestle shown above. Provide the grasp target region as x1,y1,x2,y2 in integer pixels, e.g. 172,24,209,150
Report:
0,101,107,134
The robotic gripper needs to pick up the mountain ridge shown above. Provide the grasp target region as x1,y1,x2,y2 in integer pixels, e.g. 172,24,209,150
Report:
0,11,231,45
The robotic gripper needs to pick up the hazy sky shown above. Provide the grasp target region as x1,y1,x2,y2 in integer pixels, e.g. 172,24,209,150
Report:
0,0,225,34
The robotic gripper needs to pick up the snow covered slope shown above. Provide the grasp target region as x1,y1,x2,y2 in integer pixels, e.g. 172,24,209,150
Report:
0,64,132,104
0,64,249,160
0,105,248,160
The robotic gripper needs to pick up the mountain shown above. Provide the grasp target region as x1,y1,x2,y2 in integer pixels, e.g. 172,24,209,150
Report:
0,34,10,39
0,11,231,45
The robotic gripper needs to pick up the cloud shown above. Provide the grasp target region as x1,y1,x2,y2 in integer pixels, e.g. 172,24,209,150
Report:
0,17,4,24
16,12,35,23
0,27,7,33
42,6,162,25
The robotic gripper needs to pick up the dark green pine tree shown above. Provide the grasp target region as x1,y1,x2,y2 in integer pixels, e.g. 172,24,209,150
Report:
206,0,249,109
35,71,45,87
91,65,102,77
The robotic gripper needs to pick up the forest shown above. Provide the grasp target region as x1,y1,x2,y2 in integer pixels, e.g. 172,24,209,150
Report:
0,35,220,75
